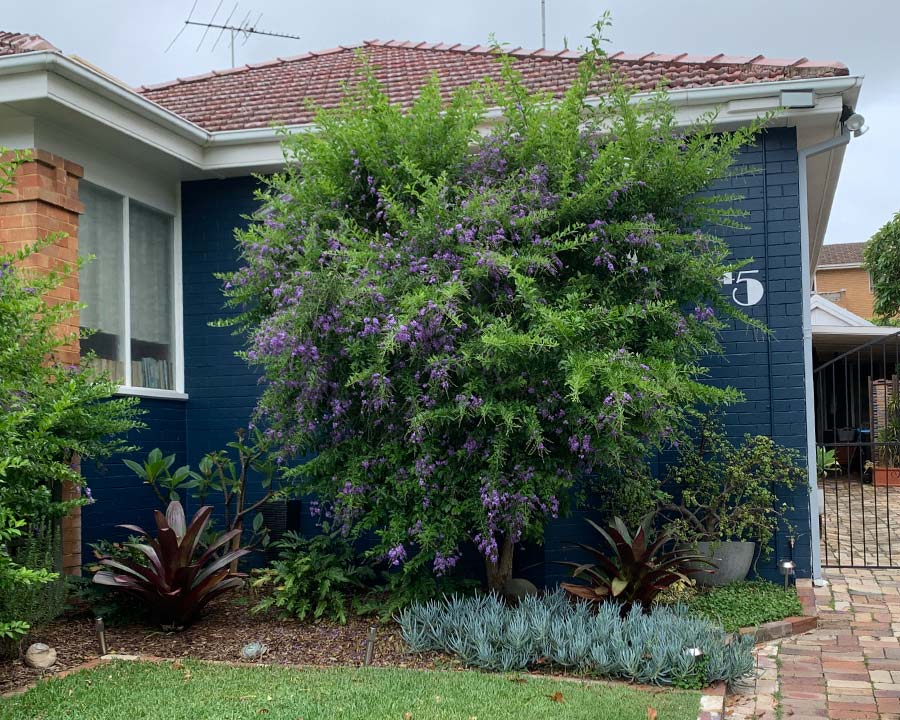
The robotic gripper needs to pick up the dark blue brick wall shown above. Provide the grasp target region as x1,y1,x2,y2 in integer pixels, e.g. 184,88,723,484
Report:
182,177,263,461
87,128,812,583
542,127,810,584
81,398,187,561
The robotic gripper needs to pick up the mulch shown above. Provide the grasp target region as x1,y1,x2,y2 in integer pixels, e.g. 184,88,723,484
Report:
0,595,448,695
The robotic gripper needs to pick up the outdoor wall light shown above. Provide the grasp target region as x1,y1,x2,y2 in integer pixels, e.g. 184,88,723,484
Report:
844,112,869,137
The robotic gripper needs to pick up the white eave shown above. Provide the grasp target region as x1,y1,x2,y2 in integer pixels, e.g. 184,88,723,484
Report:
0,48,863,177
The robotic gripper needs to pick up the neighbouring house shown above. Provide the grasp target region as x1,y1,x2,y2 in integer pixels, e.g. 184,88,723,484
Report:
814,241,874,318
0,30,867,582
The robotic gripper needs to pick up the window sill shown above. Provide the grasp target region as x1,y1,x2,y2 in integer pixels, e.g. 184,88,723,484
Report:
115,386,189,401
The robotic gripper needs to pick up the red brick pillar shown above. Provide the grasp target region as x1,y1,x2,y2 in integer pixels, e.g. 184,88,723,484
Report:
0,149,84,575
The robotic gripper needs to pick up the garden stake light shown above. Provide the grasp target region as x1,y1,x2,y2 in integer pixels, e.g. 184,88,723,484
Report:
780,560,796,590
365,626,377,666
95,617,107,656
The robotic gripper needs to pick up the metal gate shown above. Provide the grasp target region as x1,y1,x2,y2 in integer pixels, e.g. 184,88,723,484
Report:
815,330,900,568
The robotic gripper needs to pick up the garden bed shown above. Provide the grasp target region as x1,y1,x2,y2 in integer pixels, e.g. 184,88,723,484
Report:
0,658,702,720
0,596,443,695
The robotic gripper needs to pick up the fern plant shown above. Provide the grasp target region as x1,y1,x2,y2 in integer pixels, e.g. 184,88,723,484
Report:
251,531,374,624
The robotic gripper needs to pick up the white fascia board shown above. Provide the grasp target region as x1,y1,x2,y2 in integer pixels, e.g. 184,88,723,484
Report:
812,325,898,338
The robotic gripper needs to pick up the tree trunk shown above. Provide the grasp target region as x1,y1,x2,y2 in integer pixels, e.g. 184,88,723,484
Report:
484,536,515,595
229,519,243,573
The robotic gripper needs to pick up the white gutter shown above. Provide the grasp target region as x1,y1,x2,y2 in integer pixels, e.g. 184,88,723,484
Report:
816,262,864,271
798,129,854,580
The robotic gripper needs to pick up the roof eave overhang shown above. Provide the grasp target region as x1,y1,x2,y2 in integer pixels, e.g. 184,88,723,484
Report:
0,49,863,175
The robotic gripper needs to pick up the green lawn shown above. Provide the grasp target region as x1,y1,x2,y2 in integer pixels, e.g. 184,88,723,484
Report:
1,660,700,720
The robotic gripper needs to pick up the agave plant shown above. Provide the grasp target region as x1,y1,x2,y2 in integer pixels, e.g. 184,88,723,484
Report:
560,516,715,612
93,501,248,628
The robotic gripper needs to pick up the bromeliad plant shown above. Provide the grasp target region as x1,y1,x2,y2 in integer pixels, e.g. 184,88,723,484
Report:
92,501,248,629
560,516,713,611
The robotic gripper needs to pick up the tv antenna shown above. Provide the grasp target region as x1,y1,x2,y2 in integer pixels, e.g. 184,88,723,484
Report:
540,0,546,48
167,0,301,68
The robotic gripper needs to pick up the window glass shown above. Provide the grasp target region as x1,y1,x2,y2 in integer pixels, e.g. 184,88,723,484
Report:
78,182,125,381
129,201,174,390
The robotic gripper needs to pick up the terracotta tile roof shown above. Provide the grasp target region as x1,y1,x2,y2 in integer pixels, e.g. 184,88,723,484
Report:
818,241,867,267
0,31,57,57
136,39,850,133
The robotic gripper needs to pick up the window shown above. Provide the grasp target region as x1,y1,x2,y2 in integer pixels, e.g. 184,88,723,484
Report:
79,182,179,393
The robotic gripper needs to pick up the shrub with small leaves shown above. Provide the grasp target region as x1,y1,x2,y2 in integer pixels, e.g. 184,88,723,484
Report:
686,581,802,632
397,590,755,686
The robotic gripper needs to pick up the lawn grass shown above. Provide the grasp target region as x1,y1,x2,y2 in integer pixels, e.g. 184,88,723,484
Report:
687,580,803,632
1,659,701,720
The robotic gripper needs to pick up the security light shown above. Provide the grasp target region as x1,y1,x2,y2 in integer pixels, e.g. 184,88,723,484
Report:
844,112,869,137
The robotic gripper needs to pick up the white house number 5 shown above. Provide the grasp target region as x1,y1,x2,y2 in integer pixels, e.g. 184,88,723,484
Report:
722,270,764,307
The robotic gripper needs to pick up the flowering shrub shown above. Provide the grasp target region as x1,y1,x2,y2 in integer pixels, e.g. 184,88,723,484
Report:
221,23,761,591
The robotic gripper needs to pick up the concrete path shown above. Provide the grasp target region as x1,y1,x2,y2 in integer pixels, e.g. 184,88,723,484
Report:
728,569,900,719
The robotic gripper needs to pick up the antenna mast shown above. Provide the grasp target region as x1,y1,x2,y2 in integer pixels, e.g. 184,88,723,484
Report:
540,0,546,48
167,1,301,67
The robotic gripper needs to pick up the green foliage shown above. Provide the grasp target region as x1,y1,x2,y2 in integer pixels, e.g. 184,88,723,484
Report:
816,446,841,480
123,449,198,506
251,530,374,624
355,569,479,622
662,419,806,553
0,510,55,646
219,20,763,590
92,502,248,629
865,211,900,322
0,149,141,640
686,581,803,632
0,661,703,720
0,520,65,656
559,516,713,611
398,590,755,686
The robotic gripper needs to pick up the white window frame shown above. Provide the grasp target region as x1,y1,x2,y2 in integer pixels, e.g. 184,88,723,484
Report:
80,181,187,400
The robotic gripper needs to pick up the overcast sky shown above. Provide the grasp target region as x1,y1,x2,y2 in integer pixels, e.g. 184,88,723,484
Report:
5,0,898,245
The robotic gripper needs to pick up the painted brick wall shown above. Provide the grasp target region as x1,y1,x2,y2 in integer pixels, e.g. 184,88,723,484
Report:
80,398,187,561
112,128,810,584
542,127,810,585
815,266,874,319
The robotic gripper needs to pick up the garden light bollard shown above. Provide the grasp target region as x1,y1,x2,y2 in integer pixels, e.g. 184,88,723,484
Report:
780,560,796,590
95,617,107,656
365,626,377,666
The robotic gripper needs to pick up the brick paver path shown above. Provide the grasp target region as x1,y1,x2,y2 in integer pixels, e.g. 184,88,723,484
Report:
728,569,900,719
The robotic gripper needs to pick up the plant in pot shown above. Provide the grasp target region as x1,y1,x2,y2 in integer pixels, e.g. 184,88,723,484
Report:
660,420,806,586
871,390,900,487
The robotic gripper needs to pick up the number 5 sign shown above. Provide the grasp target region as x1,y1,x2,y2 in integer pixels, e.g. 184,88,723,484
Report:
722,270,764,307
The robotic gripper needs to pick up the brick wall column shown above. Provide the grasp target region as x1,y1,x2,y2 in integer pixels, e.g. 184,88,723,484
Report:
0,149,84,575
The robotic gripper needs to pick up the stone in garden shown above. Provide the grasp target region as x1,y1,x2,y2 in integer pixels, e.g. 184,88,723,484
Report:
23,643,57,669
503,577,538,603
240,641,268,661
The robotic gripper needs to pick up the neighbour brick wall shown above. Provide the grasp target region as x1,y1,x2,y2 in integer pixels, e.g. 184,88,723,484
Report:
0,149,84,575
815,266,874,319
